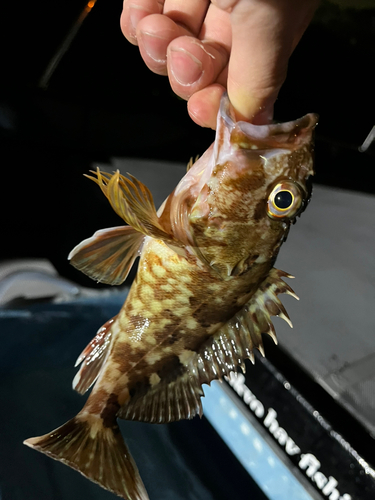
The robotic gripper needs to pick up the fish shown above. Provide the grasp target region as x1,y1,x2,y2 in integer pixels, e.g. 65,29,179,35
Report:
24,93,318,500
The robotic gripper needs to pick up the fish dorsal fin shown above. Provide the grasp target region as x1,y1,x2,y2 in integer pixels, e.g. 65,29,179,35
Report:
87,169,178,245
69,225,144,285
192,268,297,383
72,316,116,394
186,155,199,172
118,268,297,424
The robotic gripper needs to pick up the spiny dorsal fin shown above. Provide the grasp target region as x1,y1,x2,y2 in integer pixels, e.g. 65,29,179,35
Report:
192,268,297,382
86,169,179,245
118,269,296,424
73,316,116,394
69,225,144,285
186,155,199,172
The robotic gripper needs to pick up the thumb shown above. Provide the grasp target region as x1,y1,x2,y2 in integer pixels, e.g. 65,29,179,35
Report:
226,0,318,124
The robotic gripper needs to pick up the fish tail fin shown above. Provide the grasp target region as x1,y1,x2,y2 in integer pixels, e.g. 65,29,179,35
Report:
24,414,149,500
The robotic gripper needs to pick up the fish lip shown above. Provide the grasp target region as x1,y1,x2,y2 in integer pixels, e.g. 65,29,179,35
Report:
237,113,319,148
220,91,318,148
219,92,236,130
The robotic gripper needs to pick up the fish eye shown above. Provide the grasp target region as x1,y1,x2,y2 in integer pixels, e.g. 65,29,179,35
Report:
267,181,303,220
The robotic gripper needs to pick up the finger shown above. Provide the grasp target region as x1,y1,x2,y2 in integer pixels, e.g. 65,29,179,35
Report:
135,1,211,76
163,0,210,36
137,14,191,75
167,35,229,100
187,84,225,129
198,2,231,53
227,0,319,123
228,4,288,123
120,0,163,45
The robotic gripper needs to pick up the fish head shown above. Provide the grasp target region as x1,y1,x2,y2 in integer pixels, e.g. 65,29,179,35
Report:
172,93,318,278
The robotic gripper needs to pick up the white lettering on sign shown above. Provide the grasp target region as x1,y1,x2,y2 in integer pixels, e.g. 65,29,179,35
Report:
263,408,301,455
226,372,352,500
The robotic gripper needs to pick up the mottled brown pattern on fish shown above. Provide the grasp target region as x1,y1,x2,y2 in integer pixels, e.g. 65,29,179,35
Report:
268,145,314,189
206,162,266,224
100,393,120,428
85,164,291,413
84,233,274,419
79,107,316,422
85,388,110,414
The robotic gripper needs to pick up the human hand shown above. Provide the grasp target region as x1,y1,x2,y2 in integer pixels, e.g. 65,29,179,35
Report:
120,0,319,129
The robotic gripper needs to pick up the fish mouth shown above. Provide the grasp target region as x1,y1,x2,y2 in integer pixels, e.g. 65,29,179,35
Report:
220,92,318,151
238,113,319,149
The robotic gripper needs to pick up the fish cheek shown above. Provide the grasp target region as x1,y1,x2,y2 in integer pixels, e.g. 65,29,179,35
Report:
227,168,265,194
253,198,266,222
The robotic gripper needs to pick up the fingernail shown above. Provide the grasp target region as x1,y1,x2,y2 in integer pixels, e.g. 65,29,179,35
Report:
139,31,168,63
169,48,203,86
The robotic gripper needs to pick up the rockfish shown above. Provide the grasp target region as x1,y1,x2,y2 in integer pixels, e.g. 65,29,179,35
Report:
24,94,318,500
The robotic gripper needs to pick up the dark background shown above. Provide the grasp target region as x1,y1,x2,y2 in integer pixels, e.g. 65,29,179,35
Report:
1,0,374,285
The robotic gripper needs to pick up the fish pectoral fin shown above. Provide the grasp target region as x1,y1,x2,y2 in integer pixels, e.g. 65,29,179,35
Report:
24,414,149,500
87,168,178,245
73,316,116,395
192,268,298,382
69,225,144,285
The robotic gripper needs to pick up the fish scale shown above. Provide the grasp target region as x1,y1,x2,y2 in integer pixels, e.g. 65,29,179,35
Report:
24,93,318,500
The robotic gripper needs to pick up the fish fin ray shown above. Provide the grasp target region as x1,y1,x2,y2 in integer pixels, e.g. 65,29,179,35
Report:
118,368,204,424
186,155,199,172
73,316,116,395
191,268,297,384
24,415,149,500
69,225,144,285
88,169,178,245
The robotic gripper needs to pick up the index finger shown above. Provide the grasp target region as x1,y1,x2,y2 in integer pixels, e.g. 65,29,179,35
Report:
121,0,163,44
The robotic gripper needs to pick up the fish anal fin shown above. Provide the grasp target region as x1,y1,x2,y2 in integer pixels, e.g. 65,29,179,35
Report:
119,366,204,424
73,316,116,395
69,225,144,285
24,415,149,500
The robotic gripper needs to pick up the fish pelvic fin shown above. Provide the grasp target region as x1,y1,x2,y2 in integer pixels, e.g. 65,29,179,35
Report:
69,225,144,285
86,169,179,246
24,414,149,500
73,316,116,395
